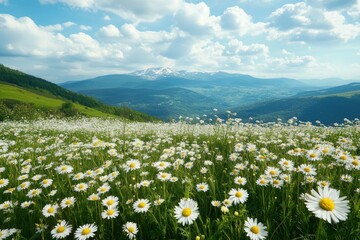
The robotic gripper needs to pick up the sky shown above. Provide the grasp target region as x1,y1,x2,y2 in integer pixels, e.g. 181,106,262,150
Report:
0,0,360,83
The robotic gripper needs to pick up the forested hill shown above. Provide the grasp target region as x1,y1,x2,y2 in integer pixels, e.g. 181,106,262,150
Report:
0,64,159,122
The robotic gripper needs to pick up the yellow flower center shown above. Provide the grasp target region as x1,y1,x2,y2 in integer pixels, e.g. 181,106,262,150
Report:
321,181,327,186
43,180,49,184
340,155,347,161
21,183,27,188
260,179,266,184
269,170,276,175
284,161,289,166
159,162,165,167
0,179,4,184
47,207,55,213
310,153,317,158
182,207,192,217
352,160,359,166
107,209,115,215
107,200,115,206
129,163,136,168
82,228,91,235
79,184,85,189
260,155,266,160
57,226,65,233
273,179,280,185
322,148,329,153
304,167,311,173
199,185,205,190
250,225,260,234
319,198,335,211
235,191,242,198
128,226,135,233
65,199,72,205
161,174,167,178
138,202,146,208
100,187,106,192
32,190,38,195
61,166,67,171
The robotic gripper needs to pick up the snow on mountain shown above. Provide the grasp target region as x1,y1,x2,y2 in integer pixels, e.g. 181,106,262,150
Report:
131,67,179,80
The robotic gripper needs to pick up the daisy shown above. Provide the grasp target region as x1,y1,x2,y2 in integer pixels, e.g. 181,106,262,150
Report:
154,198,165,206
51,220,72,239
211,200,221,207
305,186,350,223
101,207,119,219
174,198,199,225
0,229,9,239
102,196,119,208
256,177,269,186
56,165,73,174
74,223,97,240
0,179,9,188
21,201,34,208
157,172,171,181
244,217,268,240
17,181,31,191
299,164,317,176
42,204,59,217
97,183,110,194
196,182,209,192
74,183,88,192
265,167,281,178
234,176,247,185
228,188,249,205
123,222,138,240
133,199,151,213
123,159,141,172
40,179,53,188
26,188,42,198
87,194,100,201
60,197,76,209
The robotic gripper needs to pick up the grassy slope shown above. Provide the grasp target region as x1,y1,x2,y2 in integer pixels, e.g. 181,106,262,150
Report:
0,82,112,117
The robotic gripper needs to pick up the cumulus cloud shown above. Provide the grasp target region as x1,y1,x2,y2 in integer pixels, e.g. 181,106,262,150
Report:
220,6,268,36
269,2,360,42
347,0,360,17
98,24,120,38
174,2,219,36
40,0,182,23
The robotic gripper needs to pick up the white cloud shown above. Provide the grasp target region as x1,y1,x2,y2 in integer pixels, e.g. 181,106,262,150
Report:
0,0,8,4
269,2,360,42
63,21,75,27
268,55,316,68
104,15,111,21
98,24,120,38
347,0,360,17
225,39,269,57
174,2,219,36
79,25,92,31
40,0,182,23
220,6,268,36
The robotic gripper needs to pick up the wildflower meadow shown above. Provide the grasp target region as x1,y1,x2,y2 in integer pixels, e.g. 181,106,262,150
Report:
0,117,359,239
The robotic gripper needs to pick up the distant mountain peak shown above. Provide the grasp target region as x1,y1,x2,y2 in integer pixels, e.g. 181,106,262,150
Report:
131,67,178,80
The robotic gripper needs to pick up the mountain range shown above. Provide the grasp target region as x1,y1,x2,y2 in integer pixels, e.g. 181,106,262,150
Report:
61,68,317,120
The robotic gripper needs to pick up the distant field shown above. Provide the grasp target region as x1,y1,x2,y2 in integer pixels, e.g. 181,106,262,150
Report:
0,83,112,117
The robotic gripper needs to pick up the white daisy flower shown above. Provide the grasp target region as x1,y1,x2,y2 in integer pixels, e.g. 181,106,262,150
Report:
101,207,119,219
42,204,58,217
244,217,268,240
74,223,97,240
51,220,72,239
102,196,119,208
229,188,249,205
123,222,138,240
174,198,199,225
60,197,76,209
305,186,350,223
133,199,151,213
196,182,209,192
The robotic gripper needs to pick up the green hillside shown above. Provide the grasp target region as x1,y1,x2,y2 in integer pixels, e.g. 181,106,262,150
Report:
230,88,360,124
0,64,159,122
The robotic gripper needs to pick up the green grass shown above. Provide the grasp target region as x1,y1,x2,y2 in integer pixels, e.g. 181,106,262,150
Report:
0,83,113,118
0,118,359,240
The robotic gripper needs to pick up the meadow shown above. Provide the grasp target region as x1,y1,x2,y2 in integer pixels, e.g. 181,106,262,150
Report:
0,117,359,240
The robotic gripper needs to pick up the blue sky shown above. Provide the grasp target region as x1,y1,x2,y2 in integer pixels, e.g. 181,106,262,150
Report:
0,0,359,83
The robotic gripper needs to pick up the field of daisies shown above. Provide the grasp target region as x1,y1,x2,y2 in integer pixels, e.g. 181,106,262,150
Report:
0,117,359,240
